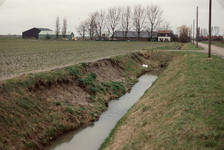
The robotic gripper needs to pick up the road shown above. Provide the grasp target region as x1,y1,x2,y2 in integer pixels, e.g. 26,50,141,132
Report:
198,42,224,58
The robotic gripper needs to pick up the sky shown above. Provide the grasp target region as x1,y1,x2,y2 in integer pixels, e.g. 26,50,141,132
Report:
0,0,223,36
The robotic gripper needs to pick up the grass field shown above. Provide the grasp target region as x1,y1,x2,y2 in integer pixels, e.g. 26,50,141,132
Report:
201,41,224,48
101,51,224,150
180,42,204,50
0,39,178,80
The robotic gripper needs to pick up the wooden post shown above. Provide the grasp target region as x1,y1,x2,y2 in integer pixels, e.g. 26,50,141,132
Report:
208,0,212,57
191,24,192,42
193,20,195,45
196,6,198,48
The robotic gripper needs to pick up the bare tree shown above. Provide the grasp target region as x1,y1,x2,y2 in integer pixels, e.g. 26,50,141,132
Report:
95,10,106,40
77,20,88,40
86,13,97,40
213,26,220,36
132,5,146,40
62,17,67,38
146,5,163,40
121,6,132,38
177,25,190,43
107,7,121,38
200,28,208,38
160,21,171,31
55,16,60,39
211,26,214,37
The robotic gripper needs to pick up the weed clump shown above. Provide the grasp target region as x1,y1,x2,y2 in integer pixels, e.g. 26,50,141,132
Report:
79,72,97,85
66,107,74,114
81,62,87,68
65,66,80,76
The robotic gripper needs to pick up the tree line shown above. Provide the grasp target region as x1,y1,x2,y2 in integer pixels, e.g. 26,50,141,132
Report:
76,5,171,40
177,25,222,43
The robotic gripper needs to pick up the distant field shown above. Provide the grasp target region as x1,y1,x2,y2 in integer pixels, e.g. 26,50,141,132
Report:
0,39,176,80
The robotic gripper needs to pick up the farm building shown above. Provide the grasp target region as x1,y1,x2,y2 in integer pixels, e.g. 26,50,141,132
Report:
22,28,52,39
158,30,171,42
38,31,74,40
113,31,158,41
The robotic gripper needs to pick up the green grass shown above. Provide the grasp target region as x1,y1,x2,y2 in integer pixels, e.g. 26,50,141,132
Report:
201,41,224,48
100,52,224,150
180,42,204,50
0,39,172,79
151,42,182,50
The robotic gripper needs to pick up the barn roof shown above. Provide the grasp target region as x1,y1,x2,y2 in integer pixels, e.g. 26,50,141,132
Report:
113,31,157,38
35,28,52,31
23,27,52,33
158,30,171,34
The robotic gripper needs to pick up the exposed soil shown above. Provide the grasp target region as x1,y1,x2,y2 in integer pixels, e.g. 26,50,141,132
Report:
86,59,124,82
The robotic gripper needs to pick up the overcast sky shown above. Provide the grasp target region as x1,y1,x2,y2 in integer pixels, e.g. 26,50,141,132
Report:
0,0,223,36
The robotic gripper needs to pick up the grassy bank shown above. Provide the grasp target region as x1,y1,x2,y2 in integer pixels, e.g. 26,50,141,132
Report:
0,51,177,149
0,39,175,79
100,52,224,149
180,42,204,50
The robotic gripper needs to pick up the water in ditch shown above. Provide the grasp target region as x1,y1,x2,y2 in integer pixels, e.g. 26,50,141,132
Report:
44,70,161,150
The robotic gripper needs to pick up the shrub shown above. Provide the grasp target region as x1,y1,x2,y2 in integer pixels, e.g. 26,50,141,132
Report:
89,86,97,94
65,66,80,76
79,72,97,85
66,107,74,114
89,112,95,117
98,97,105,106
81,62,87,68
90,72,97,79
55,101,61,106
111,81,125,96
75,110,81,115
79,106,86,110
90,96,96,102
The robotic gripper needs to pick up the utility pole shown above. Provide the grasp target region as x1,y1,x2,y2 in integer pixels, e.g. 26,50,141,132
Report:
193,20,195,45
208,0,212,57
191,24,192,42
196,6,198,48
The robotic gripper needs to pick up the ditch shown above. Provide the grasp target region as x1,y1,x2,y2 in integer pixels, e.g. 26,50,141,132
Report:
44,70,161,150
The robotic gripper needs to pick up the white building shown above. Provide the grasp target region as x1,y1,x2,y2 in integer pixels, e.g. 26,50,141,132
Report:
158,30,171,42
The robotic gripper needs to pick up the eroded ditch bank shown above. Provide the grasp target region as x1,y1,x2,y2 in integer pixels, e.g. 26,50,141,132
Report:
0,51,177,150
44,71,161,150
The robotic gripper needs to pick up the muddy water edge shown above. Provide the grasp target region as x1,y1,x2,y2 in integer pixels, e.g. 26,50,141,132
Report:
44,70,162,150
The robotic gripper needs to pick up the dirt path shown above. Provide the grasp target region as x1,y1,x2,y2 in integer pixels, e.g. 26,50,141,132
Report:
198,42,224,58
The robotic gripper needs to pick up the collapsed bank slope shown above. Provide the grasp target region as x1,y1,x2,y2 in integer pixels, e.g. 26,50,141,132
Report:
0,51,175,150
100,52,224,150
